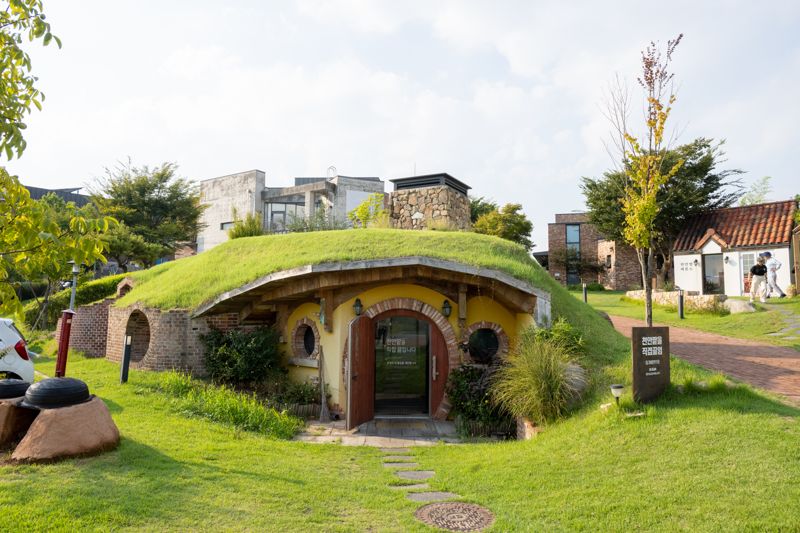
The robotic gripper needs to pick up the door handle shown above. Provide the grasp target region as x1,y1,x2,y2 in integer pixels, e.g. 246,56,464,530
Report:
352,373,358,381
432,356,439,381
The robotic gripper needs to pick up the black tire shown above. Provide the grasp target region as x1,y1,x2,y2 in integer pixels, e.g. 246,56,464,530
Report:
0,378,30,399
23,377,91,409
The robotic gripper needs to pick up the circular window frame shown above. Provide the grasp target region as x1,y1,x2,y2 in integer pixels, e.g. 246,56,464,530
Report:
463,321,509,364
291,318,320,360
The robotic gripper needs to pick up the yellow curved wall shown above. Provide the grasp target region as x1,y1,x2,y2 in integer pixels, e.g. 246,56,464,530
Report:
282,283,533,415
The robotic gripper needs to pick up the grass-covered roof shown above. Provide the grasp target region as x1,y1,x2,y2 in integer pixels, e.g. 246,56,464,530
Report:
119,229,625,364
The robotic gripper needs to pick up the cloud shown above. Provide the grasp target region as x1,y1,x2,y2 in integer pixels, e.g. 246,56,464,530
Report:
6,0,800,249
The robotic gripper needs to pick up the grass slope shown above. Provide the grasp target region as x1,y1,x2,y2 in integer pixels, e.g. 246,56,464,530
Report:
3,348,799,530
118,229,627,367
580,290,800,352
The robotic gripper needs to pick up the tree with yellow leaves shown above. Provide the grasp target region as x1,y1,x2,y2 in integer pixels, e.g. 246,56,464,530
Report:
606,35,684,326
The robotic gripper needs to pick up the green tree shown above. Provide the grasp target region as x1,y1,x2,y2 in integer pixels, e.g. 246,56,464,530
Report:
582,138,742,286
91,161,205,267
227,209,265,239
102,223,163,273
738,176,772,206
469,196,498,224
348,193,386,228
604,35,684,326
0,0,60,160
1,169,113,318
473,203,534,251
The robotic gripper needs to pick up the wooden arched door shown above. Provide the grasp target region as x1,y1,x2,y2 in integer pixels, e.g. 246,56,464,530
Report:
346,310,448,430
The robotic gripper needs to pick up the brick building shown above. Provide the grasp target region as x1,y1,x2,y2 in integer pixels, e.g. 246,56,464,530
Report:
547,212,642,290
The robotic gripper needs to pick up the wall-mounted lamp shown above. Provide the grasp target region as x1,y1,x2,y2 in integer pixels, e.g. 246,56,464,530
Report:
693,259,699,267
441,300,452,318
610,384,624,406
353,298,363,316
319,298,326,327
724,256,730,264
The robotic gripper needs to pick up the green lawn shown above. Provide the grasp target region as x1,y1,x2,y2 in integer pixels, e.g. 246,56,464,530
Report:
3,344,800,530
576,290,800,351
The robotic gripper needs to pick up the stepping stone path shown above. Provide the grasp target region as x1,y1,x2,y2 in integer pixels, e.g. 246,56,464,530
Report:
379,447,495,531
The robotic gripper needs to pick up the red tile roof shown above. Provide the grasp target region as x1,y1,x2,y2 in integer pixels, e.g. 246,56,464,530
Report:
673,200,797,251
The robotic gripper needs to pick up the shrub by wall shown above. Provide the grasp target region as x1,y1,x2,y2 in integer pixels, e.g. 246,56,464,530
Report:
24,274,127,328
200,327,282,386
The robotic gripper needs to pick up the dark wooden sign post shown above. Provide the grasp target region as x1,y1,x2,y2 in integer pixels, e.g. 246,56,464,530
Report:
631,326,670,402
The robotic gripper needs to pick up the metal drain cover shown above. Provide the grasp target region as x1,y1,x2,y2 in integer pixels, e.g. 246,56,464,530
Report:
414,502,495,532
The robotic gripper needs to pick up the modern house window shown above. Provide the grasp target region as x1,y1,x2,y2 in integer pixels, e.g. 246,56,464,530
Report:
265,203,305,233
565,224,581,285
220,221,235,231
605,254,612,268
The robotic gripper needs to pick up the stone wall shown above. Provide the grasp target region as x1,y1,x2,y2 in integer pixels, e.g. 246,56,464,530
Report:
625,289,726,311
55,299,112,358
389,186,470,230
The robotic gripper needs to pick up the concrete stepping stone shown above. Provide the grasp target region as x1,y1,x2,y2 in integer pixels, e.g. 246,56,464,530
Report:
384,462,419,469
383,455,415,462
407,491,461,502
390,483,429,490
380,447,411,454
396,470,435,480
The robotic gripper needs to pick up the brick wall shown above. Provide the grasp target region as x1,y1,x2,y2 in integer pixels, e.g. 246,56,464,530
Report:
105,306,250,376
547,213,602,286
54,299,112,358
597,240,643,290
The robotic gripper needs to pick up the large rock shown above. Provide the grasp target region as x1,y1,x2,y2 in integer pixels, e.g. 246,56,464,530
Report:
0,397,38,446
12,396,119,462
723,299,756,314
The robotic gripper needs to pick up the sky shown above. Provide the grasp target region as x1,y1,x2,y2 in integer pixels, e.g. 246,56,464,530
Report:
6,1,800,249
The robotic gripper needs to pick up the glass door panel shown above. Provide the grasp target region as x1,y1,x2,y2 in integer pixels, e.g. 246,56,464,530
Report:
374,316,429,416
703,254,725,294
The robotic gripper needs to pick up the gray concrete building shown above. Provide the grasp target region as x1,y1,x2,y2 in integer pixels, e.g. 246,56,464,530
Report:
197,170,384,252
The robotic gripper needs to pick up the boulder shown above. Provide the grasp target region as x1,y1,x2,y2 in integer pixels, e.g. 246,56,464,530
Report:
0,397,38,446
12,396,119,462
723,299,756,314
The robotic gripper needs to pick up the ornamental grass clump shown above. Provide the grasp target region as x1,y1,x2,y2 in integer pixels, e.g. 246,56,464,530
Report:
155,371,304,439
492,330,587,426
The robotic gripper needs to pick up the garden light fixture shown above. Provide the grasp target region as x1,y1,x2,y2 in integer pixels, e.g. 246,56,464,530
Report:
610,384,624,406
353,298,363,316
441,300,452,318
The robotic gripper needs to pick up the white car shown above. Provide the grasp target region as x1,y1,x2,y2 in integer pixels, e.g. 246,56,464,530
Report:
0,318,35,383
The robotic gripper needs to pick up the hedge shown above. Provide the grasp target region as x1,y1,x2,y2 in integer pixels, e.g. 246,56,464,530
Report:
24,273,128,328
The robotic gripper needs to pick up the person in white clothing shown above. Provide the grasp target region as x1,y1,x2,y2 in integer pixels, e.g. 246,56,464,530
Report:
763,251,786,298
749,256,768,303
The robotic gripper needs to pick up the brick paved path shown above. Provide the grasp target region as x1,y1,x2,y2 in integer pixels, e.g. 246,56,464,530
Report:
610,315,800,406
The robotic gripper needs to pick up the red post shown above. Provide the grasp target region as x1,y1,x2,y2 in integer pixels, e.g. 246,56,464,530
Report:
55,310,75,378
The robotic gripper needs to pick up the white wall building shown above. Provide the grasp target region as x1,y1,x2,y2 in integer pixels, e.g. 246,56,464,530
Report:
673,200,797,297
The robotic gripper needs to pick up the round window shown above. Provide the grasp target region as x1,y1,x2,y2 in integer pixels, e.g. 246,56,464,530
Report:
303,325,316,356
468,328,499,364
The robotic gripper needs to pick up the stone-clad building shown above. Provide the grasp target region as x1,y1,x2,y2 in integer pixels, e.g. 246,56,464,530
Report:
389,174,471,231
547,212,643,290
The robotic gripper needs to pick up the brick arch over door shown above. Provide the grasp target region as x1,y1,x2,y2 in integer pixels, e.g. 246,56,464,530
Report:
363,297,460,419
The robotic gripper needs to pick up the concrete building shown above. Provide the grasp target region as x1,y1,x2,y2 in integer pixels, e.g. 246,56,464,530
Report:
197,170,384,252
